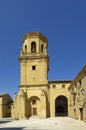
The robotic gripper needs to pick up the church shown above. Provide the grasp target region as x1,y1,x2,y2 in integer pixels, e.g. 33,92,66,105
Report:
11,32,86,122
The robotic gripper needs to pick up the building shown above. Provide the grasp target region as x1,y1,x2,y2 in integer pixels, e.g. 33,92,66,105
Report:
0,94,13,118
12,32,86,122
69,65,86,122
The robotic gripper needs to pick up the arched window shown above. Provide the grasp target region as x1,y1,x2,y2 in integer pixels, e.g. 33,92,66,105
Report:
41,44,43,52
25,45,27,53
31,42,36,53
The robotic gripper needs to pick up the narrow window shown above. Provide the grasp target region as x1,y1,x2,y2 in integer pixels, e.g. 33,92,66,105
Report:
32,65,36,70
62,84,65,88
41,44,43,52
52,85,56,88
32,100,36,105
25,45,27,52
79,80,81,86
31,42,36,53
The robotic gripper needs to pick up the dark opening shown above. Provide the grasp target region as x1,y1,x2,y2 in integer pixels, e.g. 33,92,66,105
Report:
31,42,36,53
25,45,27,52
33,108,37,115
32,65,36,70
41,44,43,52
32,100,36,104
55,96,68,117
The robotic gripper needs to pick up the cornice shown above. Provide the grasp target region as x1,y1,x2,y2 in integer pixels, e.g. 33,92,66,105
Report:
48,80,72,84
18,55,49,61
22,32,48,44
19,84,49,88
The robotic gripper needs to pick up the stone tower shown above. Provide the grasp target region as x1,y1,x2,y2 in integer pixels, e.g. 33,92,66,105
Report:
13,32,50,119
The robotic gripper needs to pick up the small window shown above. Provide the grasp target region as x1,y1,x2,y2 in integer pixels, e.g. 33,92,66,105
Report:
62,84,65,88
25,45,27,49
52,85,56,88
25,45,27,52
32,65,36,70
79,80,81,86
41,44,43,52
32,100,36,104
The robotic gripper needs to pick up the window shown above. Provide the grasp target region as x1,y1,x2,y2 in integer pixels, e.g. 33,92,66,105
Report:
62,84,65,88
25,45,27,52
31,42,36,53
79,80,81,86
41,44,43,52
32,100,36,104
52,85,56,88
25,45,27,49
32,65,36,70
77,80,82,88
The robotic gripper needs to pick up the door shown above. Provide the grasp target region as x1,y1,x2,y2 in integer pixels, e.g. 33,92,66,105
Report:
74,109,76,118
80,108,83,120
33,108,37,115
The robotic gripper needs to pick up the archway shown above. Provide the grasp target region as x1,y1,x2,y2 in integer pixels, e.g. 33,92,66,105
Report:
55,95,68,116
31,41,36,53
27,96,40,118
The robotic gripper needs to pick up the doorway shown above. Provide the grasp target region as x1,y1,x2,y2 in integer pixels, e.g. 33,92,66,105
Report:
79,108,83,120
55,96,68,116
33,108,37,115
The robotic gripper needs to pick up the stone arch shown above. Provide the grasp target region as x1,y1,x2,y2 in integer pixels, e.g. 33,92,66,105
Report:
55,95,68,117
41,44,44,52
31,41,36,53
27,96,40,118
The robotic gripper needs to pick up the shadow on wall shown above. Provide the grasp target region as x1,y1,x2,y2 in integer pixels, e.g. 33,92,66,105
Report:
0,128,25,130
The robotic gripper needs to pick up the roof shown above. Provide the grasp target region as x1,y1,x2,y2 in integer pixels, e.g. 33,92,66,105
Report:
69,65,86,90
0,94,12,100
0,94,8,97
22,32,48,43
48,80,72,84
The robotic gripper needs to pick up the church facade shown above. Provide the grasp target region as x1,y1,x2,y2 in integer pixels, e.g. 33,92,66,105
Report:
12,32,86,122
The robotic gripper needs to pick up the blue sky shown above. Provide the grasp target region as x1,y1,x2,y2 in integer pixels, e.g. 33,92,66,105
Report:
0,0,86,98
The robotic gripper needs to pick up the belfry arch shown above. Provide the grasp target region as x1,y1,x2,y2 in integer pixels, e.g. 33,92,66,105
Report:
55,95,68,117
31,41,36,53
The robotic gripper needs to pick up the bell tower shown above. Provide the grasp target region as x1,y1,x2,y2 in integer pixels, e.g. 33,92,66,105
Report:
13,32,50,119
19,32,49,87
